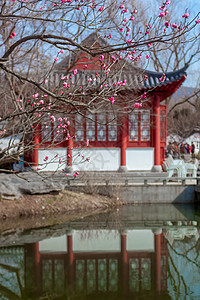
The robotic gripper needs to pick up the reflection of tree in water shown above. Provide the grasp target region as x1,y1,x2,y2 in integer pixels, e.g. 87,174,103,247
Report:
74,209,124,241
0,247,24,299
167,234,200,299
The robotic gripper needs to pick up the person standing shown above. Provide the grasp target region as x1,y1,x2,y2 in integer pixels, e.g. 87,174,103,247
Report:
191,142,195,156
180,142,185,154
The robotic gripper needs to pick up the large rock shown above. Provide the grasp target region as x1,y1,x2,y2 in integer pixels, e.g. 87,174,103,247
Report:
0,172,64,200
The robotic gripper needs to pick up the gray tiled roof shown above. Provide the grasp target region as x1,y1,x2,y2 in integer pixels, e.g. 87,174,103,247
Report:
143,64,188,89
49,64,188,92
50,32,188,91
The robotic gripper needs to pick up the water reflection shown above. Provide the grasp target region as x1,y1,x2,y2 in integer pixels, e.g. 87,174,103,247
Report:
0,204,199,299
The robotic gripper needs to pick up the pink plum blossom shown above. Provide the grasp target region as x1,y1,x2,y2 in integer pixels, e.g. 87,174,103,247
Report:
182,13,189,18
141,92,147,99
164,21,170,28
73,69,77,75
54,57,58,61
159,73,166,82
99,6,104,11
159,12,165,18
73,171,79,178
134,103,141,108
99,54,104,61
50,115,56,122
109,97,115,104
32,93,39,98
172,23,178,29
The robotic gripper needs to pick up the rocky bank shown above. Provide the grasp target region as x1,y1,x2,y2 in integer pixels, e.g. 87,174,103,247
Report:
0,172,122,220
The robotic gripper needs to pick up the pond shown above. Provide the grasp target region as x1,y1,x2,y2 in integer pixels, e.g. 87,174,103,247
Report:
0,204,199,299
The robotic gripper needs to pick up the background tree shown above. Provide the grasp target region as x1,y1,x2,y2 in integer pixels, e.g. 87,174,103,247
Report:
167,93,200,140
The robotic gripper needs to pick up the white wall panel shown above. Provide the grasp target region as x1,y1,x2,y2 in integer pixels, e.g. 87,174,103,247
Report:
73,230,121,252
39,236,67,253
127,230,154,251
38,148,67,171
72,148,120,171
126,148,154,170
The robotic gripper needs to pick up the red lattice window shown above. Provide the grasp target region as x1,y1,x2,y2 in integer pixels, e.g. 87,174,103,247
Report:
75,114,85,141
41,118,52,143
86,113,95,141
41,115,66,145
74,112,118,144
97,112,107,141
129,111,139,141
129,110,150,143
108,114,118,141
141,110,150,141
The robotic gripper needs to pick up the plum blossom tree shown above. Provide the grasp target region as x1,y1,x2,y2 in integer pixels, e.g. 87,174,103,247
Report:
0,0,199,173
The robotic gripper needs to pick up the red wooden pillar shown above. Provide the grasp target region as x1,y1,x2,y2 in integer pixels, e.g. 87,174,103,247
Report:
67,233,74,285
66,123,74,172
33,242,41,295
152,95,162,171
121,230,128,295
67,138,73,167
153,228,162,293
24,242,41,296
32,123,40,169
119,115,128,172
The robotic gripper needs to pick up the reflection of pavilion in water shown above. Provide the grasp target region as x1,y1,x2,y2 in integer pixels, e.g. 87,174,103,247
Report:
24,228,168,297
0,221,199,298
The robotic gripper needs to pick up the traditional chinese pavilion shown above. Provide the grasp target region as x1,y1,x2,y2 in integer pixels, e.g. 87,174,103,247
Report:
30,33,187,172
